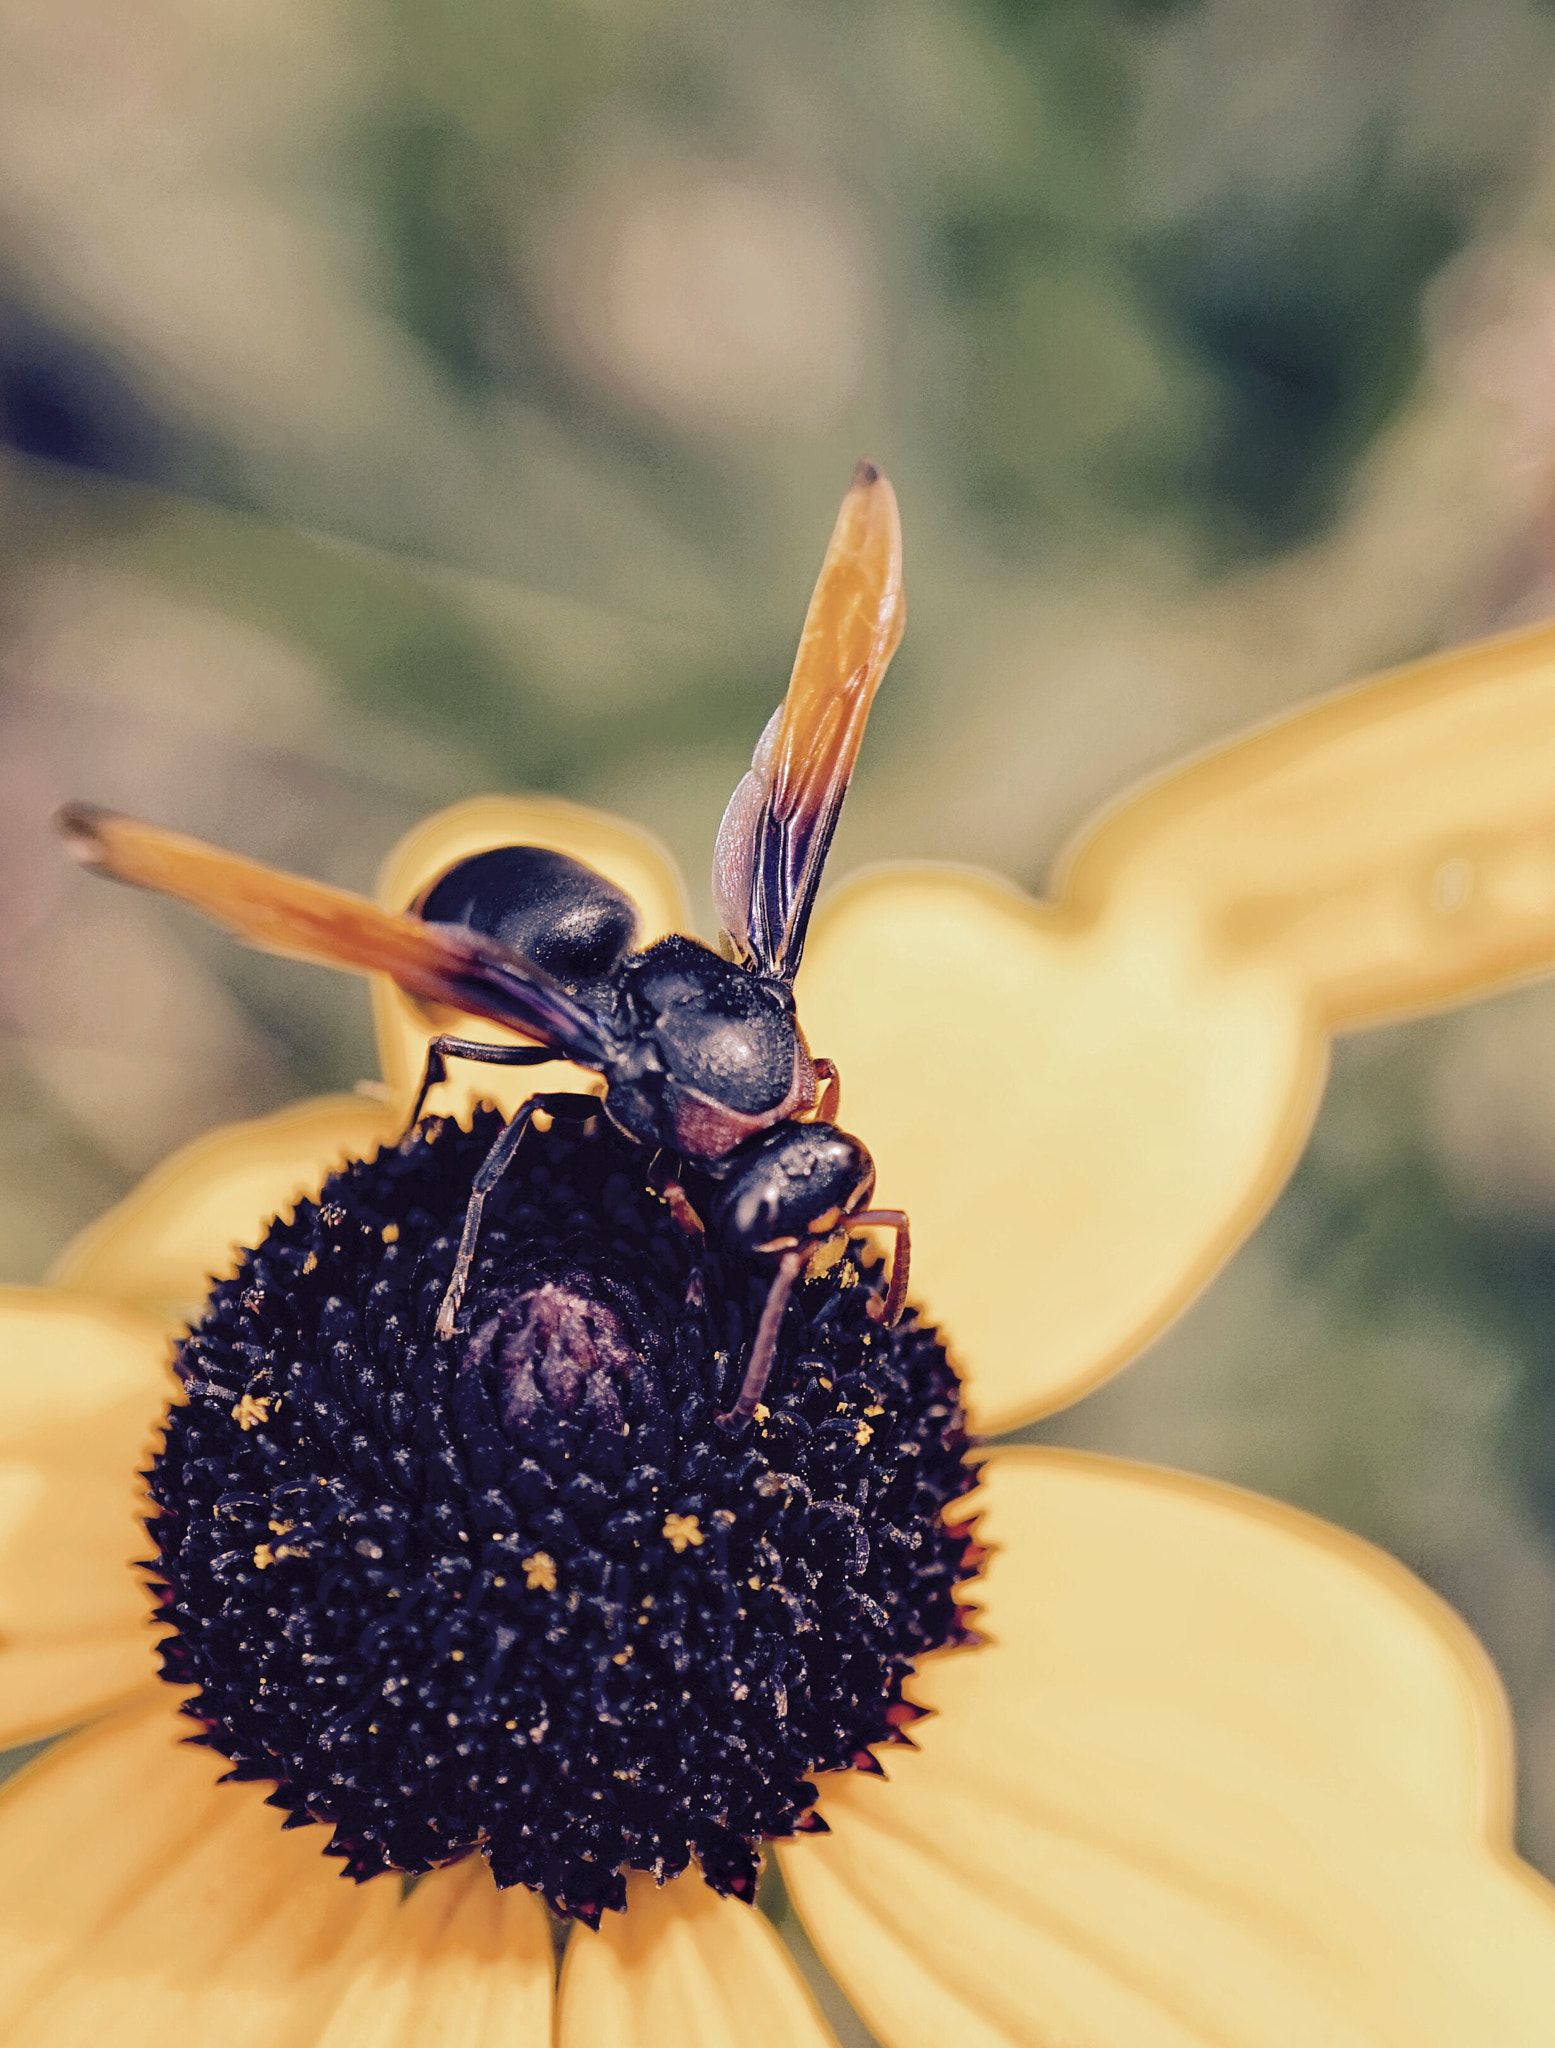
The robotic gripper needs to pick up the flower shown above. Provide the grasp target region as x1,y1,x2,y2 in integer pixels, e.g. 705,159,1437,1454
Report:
8,621,1555,2040
148,1107,976,1916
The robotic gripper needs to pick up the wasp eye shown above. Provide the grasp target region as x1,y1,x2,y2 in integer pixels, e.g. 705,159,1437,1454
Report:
417,845,640,985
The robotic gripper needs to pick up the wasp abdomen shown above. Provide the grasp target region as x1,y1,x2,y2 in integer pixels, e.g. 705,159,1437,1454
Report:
417,845,640,988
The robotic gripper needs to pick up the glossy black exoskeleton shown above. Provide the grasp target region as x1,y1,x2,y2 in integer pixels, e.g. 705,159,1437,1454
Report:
418,844,638,987
58,462,908,1432
404,845,908,1429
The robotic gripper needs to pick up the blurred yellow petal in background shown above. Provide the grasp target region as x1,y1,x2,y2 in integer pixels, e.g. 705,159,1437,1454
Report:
0,1290,169,1745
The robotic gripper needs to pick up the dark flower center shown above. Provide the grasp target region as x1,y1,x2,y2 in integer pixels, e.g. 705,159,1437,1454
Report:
148,1110,978,1924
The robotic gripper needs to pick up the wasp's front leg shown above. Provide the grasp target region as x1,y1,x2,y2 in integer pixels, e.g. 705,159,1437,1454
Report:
848,1208,911,1326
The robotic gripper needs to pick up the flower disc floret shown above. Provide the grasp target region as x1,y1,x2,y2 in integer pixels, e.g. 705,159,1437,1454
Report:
147,1111,978,1923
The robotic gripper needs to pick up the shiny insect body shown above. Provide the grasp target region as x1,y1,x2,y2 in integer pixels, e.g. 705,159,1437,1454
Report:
59,462,909,1432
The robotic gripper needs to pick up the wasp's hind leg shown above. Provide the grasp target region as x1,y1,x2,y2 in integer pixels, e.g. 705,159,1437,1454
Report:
405,1035,560,1133
435,1091,601,1341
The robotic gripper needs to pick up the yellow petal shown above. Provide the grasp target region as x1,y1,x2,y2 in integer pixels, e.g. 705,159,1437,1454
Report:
799,620,1555,1428
47,1093,399,1328
0,1290,172,1744
372,793,692,1118
779,1448,1555,2048
798,866,1303,1431
0,1694,401,2047
314,1860,553,2048
558,1870,837,2048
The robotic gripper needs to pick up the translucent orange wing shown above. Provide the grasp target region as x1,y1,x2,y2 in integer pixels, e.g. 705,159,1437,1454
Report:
713,462,905,980
57,804,616,1064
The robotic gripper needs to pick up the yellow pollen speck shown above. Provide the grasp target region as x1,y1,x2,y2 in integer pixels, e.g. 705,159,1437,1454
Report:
492,1575,507,1588
523,1552,557,1592
450,1649,464,1662
268,1518,294,1536
753,1403,770,1423
232,1393,270,1431
818,1378,833,1391
301,1252,319,1275
855,1421,873,1446
368,1723,379,1734
253,1543,276,1570
662,1513,704,1553
748,1576,762,1590
612,1648,633,1665
807,1233,846,1279
505,1719,518,1730
381,1222,400,1243
865,1403,884,1417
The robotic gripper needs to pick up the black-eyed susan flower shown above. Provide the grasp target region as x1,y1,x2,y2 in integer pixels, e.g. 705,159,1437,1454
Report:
9,613,1555,2042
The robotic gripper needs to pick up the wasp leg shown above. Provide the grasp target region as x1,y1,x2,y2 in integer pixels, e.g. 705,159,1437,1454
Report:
646,1156,706,1238
663,1182,706,1236
847,1208,911,1326
405,1035,559,1133
714,1245,808,1434
435,1091,601,1340
435,1101,538,1340
812,1057,841,1123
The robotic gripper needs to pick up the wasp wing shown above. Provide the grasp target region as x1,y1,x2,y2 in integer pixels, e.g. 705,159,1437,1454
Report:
713,461,905,981
57,804,617,1068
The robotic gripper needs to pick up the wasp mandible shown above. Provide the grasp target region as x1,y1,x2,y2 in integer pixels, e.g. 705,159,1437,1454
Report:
58,461,908,1434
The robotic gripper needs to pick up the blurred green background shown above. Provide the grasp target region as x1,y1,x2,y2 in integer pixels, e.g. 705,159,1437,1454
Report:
8,0,1555,2019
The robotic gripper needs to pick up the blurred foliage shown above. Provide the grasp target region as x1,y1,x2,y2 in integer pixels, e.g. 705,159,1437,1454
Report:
1280,1053,1555,1561
1138,151,1462,547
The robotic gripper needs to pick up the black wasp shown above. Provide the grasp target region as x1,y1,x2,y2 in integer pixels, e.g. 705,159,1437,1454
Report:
58,461,908,1433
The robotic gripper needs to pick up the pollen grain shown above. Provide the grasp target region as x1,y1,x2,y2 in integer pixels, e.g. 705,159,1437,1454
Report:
522,1551,557,1592
662,1512,704,1553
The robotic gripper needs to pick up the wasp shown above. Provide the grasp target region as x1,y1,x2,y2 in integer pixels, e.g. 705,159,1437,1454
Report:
58,461,908,1434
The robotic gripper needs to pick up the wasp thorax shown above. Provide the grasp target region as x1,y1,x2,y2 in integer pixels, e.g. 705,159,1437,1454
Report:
149,1113,977,1925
